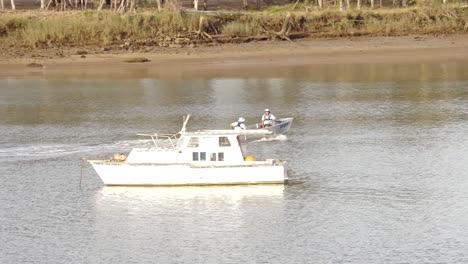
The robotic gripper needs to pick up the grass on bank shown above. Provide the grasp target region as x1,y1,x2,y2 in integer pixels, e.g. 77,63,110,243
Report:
0,6,467,48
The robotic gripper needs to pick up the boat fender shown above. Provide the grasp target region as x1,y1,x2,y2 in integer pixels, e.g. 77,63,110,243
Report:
244,155,256,161
112,153,127,162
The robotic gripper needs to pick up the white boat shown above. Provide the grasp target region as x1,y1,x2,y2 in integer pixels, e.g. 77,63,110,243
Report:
86,117,287,186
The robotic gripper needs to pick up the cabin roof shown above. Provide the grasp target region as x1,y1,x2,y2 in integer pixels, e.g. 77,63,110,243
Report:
181,130,273,136
137,129,272,138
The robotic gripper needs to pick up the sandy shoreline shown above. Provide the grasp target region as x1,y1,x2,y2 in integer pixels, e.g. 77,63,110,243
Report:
1,34,467,79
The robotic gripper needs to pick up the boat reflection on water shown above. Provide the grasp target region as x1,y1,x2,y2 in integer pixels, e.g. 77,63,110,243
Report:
91,185,286,253
94,185,285,210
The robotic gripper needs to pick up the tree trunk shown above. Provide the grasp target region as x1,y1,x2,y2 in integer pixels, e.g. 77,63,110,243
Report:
1,0,4,10
202,0,207,10
40,0,45,9
117,0,126,12
193,0,198,10
10,0,15,10
371,0,374,8
97,0,105,10
339,0,343,11
45,0,52,10
357,0,360,10
242,0,248,9
318,0,323,9
156,0,161,11
199,16,206,31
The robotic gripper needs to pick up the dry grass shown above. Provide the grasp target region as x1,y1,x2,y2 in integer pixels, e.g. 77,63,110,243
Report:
0,10,201,47
222,18,261,36
0,6,466,48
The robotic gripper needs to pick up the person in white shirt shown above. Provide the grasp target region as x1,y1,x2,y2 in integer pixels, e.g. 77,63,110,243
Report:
261,108,276,128
230,117,247,131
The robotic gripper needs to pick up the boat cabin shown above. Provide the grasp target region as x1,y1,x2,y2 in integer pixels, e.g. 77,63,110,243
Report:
125,130,272,164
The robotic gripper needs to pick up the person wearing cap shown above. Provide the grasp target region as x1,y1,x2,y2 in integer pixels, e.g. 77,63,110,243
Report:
261,108,276,128
230,117,247,131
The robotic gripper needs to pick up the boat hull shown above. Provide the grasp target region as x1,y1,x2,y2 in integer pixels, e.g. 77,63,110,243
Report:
264,117,293,135
90,162,287,186
245,117,293,141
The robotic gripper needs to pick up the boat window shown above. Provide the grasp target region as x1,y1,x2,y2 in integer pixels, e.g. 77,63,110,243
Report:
200,152,206,161
218,152,224,161
192,152,199,161
219,137,231,147
187,137,199,148
210,153,216,161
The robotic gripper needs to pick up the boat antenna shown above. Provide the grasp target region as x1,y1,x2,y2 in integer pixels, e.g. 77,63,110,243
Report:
180,114,190,133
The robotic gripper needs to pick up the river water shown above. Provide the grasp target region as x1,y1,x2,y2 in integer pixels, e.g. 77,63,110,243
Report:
1,61,468,263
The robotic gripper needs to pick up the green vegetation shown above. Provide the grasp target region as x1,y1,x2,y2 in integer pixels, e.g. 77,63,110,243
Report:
0,6,466,49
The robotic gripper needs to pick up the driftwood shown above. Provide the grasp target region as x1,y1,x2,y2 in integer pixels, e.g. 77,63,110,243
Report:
277,12,292,40
268,12,294,42
196,16,212,40
257,12,295,42
210,35,269,43
442,10,458,18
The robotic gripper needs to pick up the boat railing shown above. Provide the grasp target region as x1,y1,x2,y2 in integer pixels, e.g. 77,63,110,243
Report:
137,133,180,149
135,115,190,149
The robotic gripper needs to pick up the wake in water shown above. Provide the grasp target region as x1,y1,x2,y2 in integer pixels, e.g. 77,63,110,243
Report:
0,135,283,161
250,134,288,143
0,139,155,162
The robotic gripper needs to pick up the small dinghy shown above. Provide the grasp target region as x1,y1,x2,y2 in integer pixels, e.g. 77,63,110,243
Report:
243,117,293,142
249,117,294,136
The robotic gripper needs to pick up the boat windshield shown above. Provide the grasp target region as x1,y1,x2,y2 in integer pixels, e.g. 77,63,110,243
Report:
237,135,247,157
137,133,180,149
